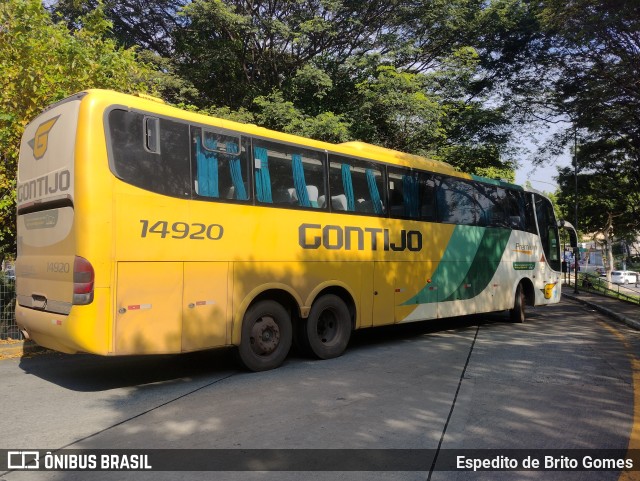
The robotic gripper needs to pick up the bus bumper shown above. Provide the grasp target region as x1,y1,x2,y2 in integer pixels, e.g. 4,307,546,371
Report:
15,287,112,355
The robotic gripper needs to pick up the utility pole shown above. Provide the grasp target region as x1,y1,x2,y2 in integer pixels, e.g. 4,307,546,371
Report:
574,128,579,294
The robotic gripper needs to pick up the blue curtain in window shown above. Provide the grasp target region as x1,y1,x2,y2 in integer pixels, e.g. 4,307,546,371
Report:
227,143,248,200
196,133,219,198
403,174,419,218
365,169,383,215
341,163,356,211
254,146,272,203
292,154,311,207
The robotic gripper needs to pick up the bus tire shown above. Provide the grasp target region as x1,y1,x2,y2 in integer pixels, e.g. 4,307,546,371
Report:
238,300,292,372
510,283,526,323
292,318,312,356
304,294,352,360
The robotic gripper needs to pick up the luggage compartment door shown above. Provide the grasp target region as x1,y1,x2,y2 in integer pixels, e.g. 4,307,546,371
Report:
115,262,183,354
182,262,229,351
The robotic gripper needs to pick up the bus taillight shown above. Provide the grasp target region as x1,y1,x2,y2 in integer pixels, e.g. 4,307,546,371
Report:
73,256,94,305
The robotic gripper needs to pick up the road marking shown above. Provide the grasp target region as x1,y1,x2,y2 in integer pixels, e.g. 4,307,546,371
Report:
598,321,640,481
428,325,480,480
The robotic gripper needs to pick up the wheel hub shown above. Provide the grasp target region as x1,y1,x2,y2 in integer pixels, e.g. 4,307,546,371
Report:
250,316,280,355
317,310,338,343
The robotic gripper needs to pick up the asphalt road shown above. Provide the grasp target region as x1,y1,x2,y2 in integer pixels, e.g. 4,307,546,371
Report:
0,298,638,481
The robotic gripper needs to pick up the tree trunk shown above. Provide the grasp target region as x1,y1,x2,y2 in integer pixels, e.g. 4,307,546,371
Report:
604,212,615,282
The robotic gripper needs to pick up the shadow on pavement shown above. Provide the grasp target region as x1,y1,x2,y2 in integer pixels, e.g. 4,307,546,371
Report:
17,347,239,392
15,308,530,392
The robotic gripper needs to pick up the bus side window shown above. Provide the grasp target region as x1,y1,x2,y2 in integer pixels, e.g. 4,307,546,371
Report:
534,194,561,271
253,139,326,209
108,109,191,198
388,168,415,219
437,177,477,225
328,155,385,215
192,128,249,202
502,189,526,231
387,168,436,221
524,193,538,234
420,175,437,221
475,183,507,228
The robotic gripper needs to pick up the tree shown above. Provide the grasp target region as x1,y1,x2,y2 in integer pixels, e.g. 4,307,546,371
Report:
533,0,640,274
253,91,351,143
170,0,402,109
353,65,447,154
530,0,640,187
50,0,525,178
540,1,640,117
0,0,160,256
53,0,188,57
556,165,640,276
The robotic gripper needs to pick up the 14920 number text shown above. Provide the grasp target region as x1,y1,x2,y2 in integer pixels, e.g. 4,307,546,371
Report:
139,220,224,240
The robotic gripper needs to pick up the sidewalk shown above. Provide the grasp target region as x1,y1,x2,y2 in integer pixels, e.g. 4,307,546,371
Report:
563,288,640,331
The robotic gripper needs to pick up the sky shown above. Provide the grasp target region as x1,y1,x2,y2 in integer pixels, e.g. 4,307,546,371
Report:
513,122,573,194
515,154,570,193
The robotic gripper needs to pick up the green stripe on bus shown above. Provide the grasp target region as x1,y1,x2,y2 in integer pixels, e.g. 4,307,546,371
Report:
441,228,511,302
402,225,484,305
470,174,523,191
402,226,511,305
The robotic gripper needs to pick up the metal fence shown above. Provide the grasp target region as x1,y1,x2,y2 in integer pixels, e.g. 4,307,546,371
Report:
0,275,21,340
566,272,640,306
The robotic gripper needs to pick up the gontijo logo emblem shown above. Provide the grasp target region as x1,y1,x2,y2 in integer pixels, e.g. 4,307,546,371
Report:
28,116,59,159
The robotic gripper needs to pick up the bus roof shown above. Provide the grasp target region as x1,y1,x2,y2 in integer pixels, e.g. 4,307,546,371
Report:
338,141,460,177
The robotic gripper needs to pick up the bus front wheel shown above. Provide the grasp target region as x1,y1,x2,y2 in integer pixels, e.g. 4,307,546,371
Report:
238,300,292,371
303,294,352,360
509,283,526,323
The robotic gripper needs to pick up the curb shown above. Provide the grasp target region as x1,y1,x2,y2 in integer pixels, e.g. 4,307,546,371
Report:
0,340,48,359
563,293,640,331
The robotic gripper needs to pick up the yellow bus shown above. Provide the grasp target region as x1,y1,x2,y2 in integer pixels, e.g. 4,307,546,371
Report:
15,89,575,371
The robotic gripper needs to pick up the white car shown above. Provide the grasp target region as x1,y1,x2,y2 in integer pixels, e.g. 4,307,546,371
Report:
610,271,638,285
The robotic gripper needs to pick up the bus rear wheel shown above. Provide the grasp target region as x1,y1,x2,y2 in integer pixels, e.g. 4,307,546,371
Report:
509,283,526,323
304,294,352,360
238,300,292,372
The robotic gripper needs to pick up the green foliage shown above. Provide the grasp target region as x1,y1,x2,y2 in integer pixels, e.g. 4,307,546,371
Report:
354,66,446,154
173,0,392,109
6,0,636,258
556,166,640,245
534,0,640,246
253,91,351,143
51,0,523,177
53,0,188,57
253,92,303,133
0,0,161,256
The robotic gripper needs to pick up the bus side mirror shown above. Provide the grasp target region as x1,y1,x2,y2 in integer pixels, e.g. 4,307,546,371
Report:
558,219,578,249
